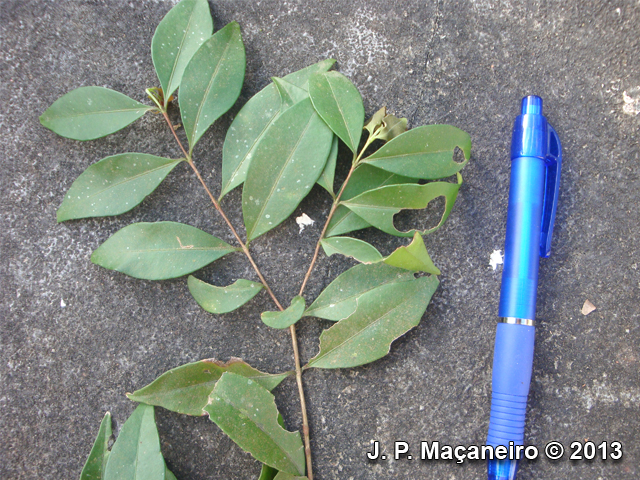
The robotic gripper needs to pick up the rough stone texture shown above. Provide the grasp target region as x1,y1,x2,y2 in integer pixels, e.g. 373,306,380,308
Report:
1,1,639,479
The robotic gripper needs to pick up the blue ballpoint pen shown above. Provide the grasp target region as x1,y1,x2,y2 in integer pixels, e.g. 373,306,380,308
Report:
486,95,562,480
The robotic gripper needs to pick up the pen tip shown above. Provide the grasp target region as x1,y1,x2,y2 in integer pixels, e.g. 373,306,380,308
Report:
487,458,519,480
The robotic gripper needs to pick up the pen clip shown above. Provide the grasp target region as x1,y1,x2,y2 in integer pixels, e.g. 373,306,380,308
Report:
539,124,562,258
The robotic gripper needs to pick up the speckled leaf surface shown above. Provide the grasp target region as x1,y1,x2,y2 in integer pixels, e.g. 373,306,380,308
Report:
261,296,305,329
320,237,383,264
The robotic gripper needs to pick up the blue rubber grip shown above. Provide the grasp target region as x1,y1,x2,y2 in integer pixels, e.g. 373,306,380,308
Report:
487,322,535,448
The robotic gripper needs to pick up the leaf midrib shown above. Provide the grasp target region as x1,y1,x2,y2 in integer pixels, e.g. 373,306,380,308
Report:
326,75,356,150
45,106,151,121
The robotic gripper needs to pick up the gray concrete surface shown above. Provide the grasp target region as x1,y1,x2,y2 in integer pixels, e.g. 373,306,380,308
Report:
1,1,639,479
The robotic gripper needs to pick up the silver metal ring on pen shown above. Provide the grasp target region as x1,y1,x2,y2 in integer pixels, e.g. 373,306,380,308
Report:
499,317,536,327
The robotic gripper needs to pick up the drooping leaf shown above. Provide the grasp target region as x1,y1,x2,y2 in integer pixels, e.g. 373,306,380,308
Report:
91,222,236,280
188,276,263,314
220,59,335,199
57,154,183,222
180,21,245,152
362,125,471,179
273,473,307,480
384,232,440,275
242,98,332,241
127,358,290,416
307,276,439,369
341,174,463,237
364,106,387,136
308,71,364,153
80,412,112,480
258,464,279,480
205,372,306,476
326,164,415,237
104,405,165,480
152,0,214,106
164,466,177,480
272,77,308,108
39,87,153,141
316,135,339,196
304,263,414,321
261,296,305,329
320,237,383,264
374,113,408,142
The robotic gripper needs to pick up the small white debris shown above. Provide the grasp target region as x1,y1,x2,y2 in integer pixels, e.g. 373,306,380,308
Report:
489,249,504,271
296,213,315,234
581,299,596,316
60,298,66,308
622,87,640,115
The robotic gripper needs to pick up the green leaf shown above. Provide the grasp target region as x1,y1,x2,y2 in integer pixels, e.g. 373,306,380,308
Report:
316,135,338,196
307,276,439,369
57,154,182,222
242,98,333,241
127,358,291,416
308,71,364,153
40,87,153,141
91,222,236,280
104,405,165,480
304,263,414,321
164,466,177,480
220,59,335,199
205,372,306,476
273,473,307,480
320,237,383,264
362,125,471,179
364,106,387,136
152,0,213,106
272,78,308,108
188,276,263,314
326,164,415,237
258,465,278,480
180,21,245,152
341,174,463,237
384,232,440,275
261,296,305,329
80,412,112,480
374,113,408,142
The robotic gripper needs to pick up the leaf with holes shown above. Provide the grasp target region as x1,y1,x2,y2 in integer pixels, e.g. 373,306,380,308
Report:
304,263,414,321
91,222,237,280
341,174,462,237
152,0,213,106
307,276,439,369
80,413,112,480
362,125,471,179
127,358,291,416
205,372,306,476
261,296,305,329
220,59,335,199
326,164,416,237
104,405,165,480
40,87,153,141
188,276,263,314
308,71,364,153
180,21,245,152
242,98,332,241
57,154,183,222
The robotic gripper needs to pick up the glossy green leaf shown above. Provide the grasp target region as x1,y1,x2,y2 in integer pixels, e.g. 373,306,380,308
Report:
304,263,414,321
261,296,305,329
188,276,263,314
164,467,176,480
273,473,307,480
272,77,308,108
308,71,364,153
320,237,383,264
326,164,415,237
220,59,335,199
341,174,462,237
205,372,306,476
127,358,290,416
80,412,112,480
152,0,213,106
104,405,164,480
316,135,338,195
40,87,153,141
180,21,245,152
243,98,332,241
362,125,471,179
258,465,278,480
307,276,439,369
384,232,440,275
57,154,182,222
91,222,236,280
